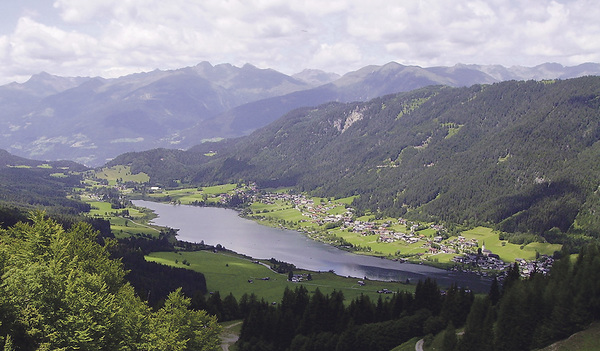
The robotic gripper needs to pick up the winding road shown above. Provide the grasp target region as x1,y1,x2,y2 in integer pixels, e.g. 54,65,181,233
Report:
415,338,424,351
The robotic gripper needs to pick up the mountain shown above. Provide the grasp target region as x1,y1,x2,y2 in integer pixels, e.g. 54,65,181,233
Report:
2,62,599,166
181,62,600,141
110,76,600,243
292,69,341,86
0,63,312,166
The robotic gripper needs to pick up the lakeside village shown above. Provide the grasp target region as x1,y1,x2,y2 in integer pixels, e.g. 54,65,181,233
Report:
111,180,555,282
213,186,556,282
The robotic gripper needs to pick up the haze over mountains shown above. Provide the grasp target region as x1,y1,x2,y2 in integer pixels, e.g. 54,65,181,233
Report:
1,61,599,166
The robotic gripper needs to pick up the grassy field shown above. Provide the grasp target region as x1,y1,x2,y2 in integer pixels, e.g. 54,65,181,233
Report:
538,323,600,351
146,184,243,205
146,251,415,304
390,338,420,351
460,227,561,262
86,199,161,238
94,165,150,185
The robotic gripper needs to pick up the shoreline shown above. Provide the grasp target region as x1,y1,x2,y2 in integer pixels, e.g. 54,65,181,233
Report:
133,199,494,292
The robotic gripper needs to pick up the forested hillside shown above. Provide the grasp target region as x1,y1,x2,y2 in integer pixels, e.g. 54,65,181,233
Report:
111,77,600,244
0,150,97,229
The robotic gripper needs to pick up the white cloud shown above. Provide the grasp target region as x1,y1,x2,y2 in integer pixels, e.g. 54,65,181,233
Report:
0,0,598,84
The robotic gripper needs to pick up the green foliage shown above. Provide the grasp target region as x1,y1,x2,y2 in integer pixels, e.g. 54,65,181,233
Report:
0,213,221,350
143,289,221,351
236,278,472,351
0,166,90,215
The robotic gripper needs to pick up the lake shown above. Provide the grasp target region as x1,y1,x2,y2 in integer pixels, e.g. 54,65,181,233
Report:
134,200,492,292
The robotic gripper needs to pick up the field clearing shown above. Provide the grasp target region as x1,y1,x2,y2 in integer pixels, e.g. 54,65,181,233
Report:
390,337,420,351
144,184,243,205
95,165,149,185
146,251,414,303
201,184,238,194
334,229,427,256
538,322,600,351
249,202,279,212
263,207,305,222
460,227,560,262
335,196,358,205
85,199,161,238
250,201,307,222
147,191,208,204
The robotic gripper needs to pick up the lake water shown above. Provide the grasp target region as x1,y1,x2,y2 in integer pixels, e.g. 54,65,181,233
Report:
134,200,492,292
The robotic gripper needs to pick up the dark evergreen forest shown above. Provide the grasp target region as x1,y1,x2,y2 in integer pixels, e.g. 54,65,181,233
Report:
222,243,600,351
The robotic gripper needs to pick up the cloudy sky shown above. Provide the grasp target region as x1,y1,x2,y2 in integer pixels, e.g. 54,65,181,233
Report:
0,0,599,85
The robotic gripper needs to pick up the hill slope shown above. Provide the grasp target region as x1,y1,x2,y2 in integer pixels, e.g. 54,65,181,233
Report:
111,77,600,241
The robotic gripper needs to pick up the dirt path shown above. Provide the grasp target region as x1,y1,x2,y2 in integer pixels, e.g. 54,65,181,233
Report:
127,218,160,232
221,321,243,351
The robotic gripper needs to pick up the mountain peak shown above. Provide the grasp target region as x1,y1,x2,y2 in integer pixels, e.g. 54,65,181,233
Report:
242,63,259,70
17,71,90,97
27,71,54,81
292,69,340,86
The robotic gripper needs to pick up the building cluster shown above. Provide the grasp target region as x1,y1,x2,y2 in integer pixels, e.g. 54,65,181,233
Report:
243,189,556,278
452,249,555,279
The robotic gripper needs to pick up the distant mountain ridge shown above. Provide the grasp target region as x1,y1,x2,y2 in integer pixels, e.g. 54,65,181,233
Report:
1,61,599,166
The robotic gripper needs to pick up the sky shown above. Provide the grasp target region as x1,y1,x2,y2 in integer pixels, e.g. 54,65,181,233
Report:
0,0,599,85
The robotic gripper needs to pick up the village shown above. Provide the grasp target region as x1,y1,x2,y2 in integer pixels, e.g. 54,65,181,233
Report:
253,190,556,279
111,180,556,279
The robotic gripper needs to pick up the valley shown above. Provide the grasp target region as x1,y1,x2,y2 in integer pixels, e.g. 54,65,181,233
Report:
97,173,560,276
1,73,600,351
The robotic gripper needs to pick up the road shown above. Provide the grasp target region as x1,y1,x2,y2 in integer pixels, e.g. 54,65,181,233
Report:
415,331,462,350
221,321,242,351
415,338,424,351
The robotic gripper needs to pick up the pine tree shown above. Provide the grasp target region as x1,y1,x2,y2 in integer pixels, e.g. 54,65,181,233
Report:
488,277,500,305
442,322,457,351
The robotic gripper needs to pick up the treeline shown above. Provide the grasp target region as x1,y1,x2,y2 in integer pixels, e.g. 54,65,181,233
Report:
231,243,600,351
0,203,112,237
117,247,208,307
0,159,99,234
458,243,600,351
235,279,473,351
0,167,90,214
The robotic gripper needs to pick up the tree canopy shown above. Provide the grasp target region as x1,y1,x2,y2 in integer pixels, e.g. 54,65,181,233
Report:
0,212,221,350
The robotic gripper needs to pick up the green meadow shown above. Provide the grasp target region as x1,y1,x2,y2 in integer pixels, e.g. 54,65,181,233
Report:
146,184,240,204
95,165,150,185
86,199,161,238
459,227,561,262
146,251,414,304
538,322,600,351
